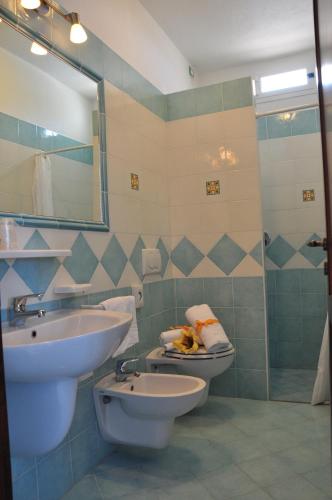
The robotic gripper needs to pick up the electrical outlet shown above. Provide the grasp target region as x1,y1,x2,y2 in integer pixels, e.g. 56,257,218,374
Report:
132,284,144,308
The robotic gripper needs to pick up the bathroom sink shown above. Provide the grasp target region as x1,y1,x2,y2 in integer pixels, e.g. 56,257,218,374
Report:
3,309,132,382
3,309,132,457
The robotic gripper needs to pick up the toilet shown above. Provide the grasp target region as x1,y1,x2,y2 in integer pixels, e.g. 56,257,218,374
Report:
94,372,206,448
146,345,235,406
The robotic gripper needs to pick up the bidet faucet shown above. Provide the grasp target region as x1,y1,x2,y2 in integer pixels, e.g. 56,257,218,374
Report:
11,293,46,326
115,358,140,382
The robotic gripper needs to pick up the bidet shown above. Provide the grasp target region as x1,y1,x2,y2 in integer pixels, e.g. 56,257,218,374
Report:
94,372,206,448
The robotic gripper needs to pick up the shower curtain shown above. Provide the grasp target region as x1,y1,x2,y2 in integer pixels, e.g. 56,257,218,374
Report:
32,154,54,217
311,315,330,405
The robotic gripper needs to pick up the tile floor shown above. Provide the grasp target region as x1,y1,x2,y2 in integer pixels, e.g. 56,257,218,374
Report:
270,368,317,403
62,396,331,500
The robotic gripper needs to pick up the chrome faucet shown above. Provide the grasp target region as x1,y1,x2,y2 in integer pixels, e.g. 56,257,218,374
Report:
115,358,140,382
11,293,46,326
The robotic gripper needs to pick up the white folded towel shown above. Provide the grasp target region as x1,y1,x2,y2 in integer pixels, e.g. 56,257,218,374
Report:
100,296,138,357
164,342,177,352
160,329,183,346
185,304,231,353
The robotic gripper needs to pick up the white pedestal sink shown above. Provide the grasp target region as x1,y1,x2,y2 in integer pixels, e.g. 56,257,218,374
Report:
2,309,132,457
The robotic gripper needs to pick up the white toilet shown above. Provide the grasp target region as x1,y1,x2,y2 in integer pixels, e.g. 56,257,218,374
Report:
94,372,206,448
146,345,235,406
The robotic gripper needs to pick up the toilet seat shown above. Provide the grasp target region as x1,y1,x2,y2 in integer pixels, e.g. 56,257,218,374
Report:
164,345,234,360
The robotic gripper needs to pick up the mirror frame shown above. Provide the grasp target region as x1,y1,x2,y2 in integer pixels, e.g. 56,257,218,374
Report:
0,14,109,232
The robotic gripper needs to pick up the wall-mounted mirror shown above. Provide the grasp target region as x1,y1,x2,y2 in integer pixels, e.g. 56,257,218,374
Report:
0,18,108,230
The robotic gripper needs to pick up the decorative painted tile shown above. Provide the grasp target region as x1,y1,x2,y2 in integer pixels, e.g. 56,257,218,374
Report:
156,238,169,277
63,233,98,283
130,236,145,280
101,235,128,286
207,235,246,275
266,236,296,268
299,233,325,267
171,237,204,276
302,189,315,202
130,173,139,191
206,180,220,196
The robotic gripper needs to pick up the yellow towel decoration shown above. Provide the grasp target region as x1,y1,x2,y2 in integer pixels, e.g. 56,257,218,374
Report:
172,326,200,354
195,318,219,335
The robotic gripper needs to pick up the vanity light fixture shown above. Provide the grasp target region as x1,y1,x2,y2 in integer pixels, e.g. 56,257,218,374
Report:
22,1,88,45
21,0,41,9
66,12,88,44
30,41,48,55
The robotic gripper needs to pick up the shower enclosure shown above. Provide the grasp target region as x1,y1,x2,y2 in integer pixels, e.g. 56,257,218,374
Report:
257,106,328,402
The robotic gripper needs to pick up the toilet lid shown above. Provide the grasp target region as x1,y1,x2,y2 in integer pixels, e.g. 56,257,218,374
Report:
164,345,235,360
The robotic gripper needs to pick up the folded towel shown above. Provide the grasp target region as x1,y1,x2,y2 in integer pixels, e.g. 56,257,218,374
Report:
100,296,138,357
185,304,231,353
164,342,177,352
160,329,183,346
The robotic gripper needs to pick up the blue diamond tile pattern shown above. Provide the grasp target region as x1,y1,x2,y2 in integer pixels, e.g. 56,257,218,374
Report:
63,233,98,283
101,236,128,286
13,258,60,293
156,238,169,277
266,236,296,268
207,235,246,275
250,241,263,266
171,237,204,276
24,230,49,250
130,236,145,280
299,233,326,267
0,261,9,280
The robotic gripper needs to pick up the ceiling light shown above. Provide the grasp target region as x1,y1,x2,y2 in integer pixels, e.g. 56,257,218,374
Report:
30,41,48,55
21,0,41,9
66,13,87,44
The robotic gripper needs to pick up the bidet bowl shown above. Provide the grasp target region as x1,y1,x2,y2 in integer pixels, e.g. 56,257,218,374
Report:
97,372,206,418
94,372,206,448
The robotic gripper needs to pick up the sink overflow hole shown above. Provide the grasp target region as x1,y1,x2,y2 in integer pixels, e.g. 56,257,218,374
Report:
31,330,37,338
130,385,134,391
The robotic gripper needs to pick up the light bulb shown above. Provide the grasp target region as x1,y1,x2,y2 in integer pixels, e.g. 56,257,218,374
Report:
31,41,48,55
70,23,87,44
21,0,41,9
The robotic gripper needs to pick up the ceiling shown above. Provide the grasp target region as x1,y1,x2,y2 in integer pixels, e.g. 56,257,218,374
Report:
139,0,315,73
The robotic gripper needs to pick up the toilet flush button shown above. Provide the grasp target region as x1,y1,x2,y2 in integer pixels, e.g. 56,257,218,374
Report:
142,248,161,276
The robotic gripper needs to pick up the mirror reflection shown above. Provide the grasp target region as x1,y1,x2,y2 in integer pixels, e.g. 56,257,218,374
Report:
0,20,102,222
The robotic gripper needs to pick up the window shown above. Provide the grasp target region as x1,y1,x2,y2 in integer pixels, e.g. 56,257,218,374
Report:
260,69,308,93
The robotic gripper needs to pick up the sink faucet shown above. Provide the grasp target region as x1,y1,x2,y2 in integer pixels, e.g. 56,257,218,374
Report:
11,293,46,326
115,358,140,382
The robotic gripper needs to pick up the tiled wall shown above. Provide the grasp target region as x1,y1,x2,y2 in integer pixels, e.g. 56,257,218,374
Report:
165,84,267,401
267,268,327,369
175,277,267,400
0,1,269,498
257,108,327,371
